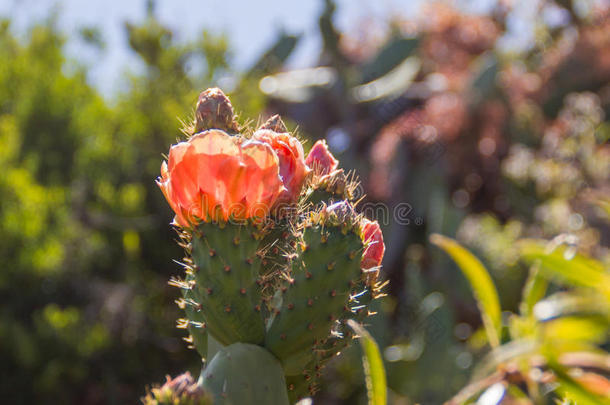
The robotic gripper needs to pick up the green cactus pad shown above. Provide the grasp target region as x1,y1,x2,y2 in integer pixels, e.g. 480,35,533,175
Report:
284,318,356,401
304,169,357,207
199,343,289,405
265,222,363,375
285,373,314,404
186,222,267,346
180,275,209,359
257,217,296,282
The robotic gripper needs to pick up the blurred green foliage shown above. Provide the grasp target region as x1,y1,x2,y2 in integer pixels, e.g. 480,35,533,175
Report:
0,10,261,404
434,236,610,404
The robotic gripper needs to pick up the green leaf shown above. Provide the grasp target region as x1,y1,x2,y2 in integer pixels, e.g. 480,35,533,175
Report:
533,292,610,321
472,339,538,381
431,234,502,347
520,264,548,317
518,239,610,300
543,316,608,344
549,362,610,405
347,320,387,405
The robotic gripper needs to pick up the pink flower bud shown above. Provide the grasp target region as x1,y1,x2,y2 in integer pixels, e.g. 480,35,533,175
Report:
306,140,339,175
361,219,385,270
194,88,238,133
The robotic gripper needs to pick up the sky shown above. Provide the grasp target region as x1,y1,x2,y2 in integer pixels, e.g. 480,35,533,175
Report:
0,0,427,97
0,0,586,98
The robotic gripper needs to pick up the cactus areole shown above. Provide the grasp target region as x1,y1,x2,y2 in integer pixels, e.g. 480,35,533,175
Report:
157,88,386,403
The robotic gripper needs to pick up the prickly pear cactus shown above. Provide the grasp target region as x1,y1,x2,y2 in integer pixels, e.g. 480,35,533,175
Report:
264,205,363,373
153,88,386,404
176,222,267,346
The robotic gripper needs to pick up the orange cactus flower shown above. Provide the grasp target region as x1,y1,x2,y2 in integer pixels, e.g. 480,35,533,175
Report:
157,130,284,226
361,219,385,270
253,129,310,205
305,140,338,175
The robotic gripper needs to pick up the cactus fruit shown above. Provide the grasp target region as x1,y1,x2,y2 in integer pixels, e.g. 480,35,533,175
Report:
156,88,386,403
200,343,290,405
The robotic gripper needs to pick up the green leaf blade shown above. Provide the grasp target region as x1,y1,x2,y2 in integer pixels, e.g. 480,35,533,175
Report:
518,239,610,300
430,234,502,347
347,320,387,405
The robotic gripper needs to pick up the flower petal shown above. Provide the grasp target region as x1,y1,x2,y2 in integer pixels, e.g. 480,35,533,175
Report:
253,129,309,204
159,129,285,225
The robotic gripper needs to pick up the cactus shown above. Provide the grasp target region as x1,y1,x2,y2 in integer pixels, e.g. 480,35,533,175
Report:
153,88,386,404
264,205,363,373
200,343,289,405
143,372,212,405
176,221,267,347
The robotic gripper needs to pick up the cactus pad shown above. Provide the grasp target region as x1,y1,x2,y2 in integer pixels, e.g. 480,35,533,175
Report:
178,222,267,347
200,343,290,405
264,216,364,375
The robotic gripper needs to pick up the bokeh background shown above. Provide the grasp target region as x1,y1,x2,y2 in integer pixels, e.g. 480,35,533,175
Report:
0,0,609,404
